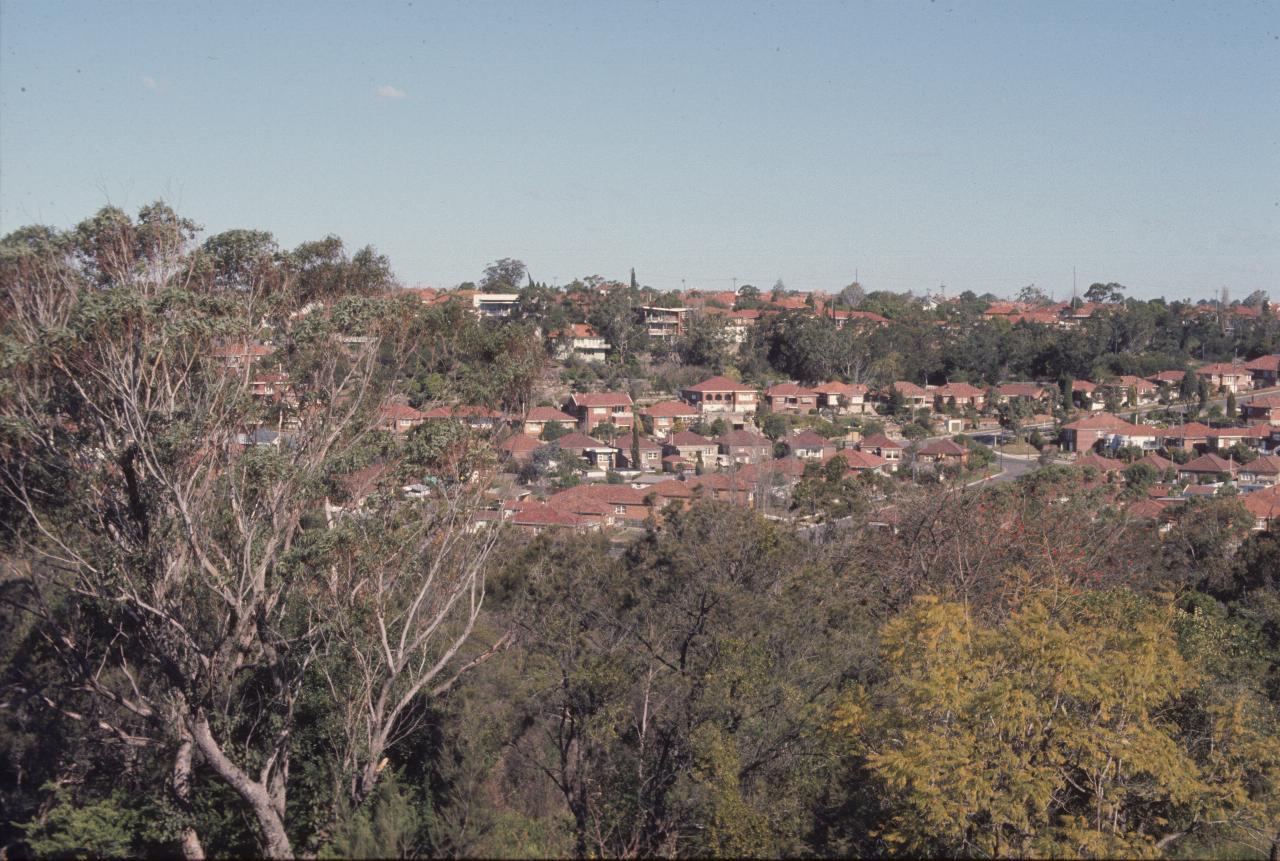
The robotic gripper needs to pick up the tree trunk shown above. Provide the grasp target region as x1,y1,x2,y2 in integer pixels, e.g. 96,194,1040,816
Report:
172,734,206,860
189,714,293,858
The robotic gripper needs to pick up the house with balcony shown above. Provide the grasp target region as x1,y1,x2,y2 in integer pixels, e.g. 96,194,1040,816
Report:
663,430,720,467
681,375,758,418
764,382,819,414
566,391,635,433
471,293,520,317
551,323,611,362
641,400,699,435
639,305,692,341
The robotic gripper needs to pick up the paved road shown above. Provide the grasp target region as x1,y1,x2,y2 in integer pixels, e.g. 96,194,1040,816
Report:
973,450,1042,484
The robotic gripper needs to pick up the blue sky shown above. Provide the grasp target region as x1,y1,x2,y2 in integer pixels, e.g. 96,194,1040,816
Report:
1,0,1277,299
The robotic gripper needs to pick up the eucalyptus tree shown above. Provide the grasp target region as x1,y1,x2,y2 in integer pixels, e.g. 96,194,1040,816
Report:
0,204,502,857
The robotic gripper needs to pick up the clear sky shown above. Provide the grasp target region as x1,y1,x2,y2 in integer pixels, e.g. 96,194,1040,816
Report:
1,0,1277,299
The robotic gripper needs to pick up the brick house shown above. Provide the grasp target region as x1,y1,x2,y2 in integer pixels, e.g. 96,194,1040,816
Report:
664,430,720,466
498,432,541,463
1177,453,1238,481
932,382,986,411
1058,413,1158,452
1244,354,1280,388
882,382,929,409
814,381,873,414
764,382,820,414
1206,425,1269,451
996,382,1054,405
1243,488,1280,529
521,406,578,437
681,375,758,417
1071,380,1103,411
1242,394,1280,425
1099,375,1159,406
377,400,426,434
835,448,890,475
1160,421,1214,451
1238,454,1280,486
716,428,774,464
857,433,904,471
916,438,969,466
1196,362,1252,394
566,391,635,433
616,436,664,471
549,483,654,524
506,502,593,534
641,400,699,435
686,473,756,507
783,430,836,460
554,431,619,470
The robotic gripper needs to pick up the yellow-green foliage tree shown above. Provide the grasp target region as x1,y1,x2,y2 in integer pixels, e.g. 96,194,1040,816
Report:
832,583,1280,858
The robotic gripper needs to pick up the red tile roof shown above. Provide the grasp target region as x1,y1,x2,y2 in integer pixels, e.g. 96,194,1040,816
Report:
379,402,426,422
716,429,772,448
814,381,870,396
554,431,611,450
1244,354,1280,372
525,406,577,423
789,430,832,448
422,405,504,419
933,382,985,398
838,450,889,471
642,400,699,418
669,430,715,446
999,382,1050,398
1179,453,1238,474
509,502,588,528
570,391,633,408
1075,453,1124,472
499,434,541,454
683,375,757,393
918,438,968,457
859,433,904,450
766,382,819,398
